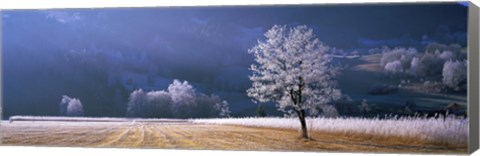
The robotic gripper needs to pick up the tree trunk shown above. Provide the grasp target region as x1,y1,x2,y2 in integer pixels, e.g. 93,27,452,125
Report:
297,109,308,139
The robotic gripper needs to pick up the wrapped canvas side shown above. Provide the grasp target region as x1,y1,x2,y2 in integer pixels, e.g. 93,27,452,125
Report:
468,1,480,154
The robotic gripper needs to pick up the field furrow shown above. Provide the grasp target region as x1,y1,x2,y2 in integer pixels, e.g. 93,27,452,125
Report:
149,126,177,148
97,125,133,147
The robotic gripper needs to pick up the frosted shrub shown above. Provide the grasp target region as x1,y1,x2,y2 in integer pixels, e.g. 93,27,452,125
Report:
418,52,444,76
216,100,231,117
59,95,84,116
380,47,418,69
376,43,466,79
442,60,467,90
59,95,71,115
384,60,403,75
66,98,84,116
409,57,421,76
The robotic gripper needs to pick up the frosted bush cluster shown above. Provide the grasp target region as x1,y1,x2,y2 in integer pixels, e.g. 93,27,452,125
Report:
59,95,84,116
377,43,467,90
384,60,403,74
442,60,467,90
126,79,230,118
380,47,418,71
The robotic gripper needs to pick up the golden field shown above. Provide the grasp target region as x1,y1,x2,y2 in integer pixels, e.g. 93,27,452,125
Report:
0,121,466,154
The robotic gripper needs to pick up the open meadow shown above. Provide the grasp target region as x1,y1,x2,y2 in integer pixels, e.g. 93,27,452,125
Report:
0,116,468,154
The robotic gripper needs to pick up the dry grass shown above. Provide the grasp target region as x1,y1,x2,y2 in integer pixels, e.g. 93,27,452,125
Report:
0,121,466,154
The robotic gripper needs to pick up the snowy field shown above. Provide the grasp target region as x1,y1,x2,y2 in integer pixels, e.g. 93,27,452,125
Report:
193,116,468,146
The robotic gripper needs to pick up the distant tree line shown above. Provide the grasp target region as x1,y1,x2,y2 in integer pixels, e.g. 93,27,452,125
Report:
126,79,230,118
59,80,230,119
373,42,467,91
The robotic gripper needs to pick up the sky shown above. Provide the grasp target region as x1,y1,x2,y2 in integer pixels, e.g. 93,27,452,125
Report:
1,2,468,118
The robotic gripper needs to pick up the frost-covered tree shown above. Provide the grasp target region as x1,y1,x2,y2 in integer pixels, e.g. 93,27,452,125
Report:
216,100,231,117
127,89,172,117
408,43,465,77
377,44,465,77
67,98,84,116
409,52,444,77
409,57,421,76
197,96,231,118
421,52,444,76
60,95,84,116
168,79,197,118
380,47,418,75
247,25,341,139
442,60,467,90
384,60,403,75
59,95,71,116
126,89,147,117
439,51,455,61
380,47,418,69
425,42,465,57
145,90,173,118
